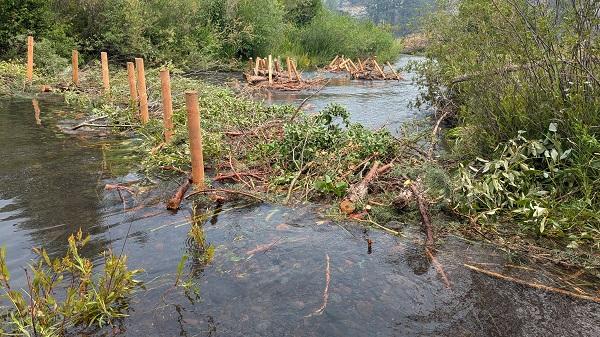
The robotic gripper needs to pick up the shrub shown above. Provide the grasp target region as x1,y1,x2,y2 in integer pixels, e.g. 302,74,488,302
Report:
419,0,600,246
295,9,401,65
0,231,142,335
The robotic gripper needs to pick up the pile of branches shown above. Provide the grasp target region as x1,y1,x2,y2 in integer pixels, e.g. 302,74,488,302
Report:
244,56,326,91
325,55,402,81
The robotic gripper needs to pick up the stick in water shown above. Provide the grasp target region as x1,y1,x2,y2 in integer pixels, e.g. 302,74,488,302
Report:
306,254,331,317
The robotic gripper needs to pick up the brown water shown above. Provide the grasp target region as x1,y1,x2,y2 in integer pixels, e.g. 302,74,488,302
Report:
1,88,599,336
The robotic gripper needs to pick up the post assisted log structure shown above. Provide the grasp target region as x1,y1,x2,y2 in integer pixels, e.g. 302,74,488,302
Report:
185,91,205,188
100,52,110,92
135,58,149,124
326,55,402,81
245,56,325,91
26,36,34,82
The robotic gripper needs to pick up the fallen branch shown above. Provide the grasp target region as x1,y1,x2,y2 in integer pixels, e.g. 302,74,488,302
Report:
405,179,434,247
160,166,189,175
74,123,136,129
167,176,192,210
71,115,108,130
340,161,392,214
289,79,331,122
426,248,451,288
305,254,330,317
214,171,265,182
464,264,600,304
185,188,265,202
427,110,452,160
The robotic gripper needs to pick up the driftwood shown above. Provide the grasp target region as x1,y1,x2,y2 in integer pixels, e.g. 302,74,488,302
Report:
167,176,192,210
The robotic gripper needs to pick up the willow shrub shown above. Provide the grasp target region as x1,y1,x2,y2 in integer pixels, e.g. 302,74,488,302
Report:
291,9,401,66
419,0,600,245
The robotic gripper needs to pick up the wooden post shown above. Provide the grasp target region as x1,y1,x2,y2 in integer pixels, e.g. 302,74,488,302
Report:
100,52,110,92
358,58,364,71
185,91,205,187
254,57,260,75
292,60,301,81
268,55,273,84
274,57,281,72
126,62,138,107
328,55,339,68
160,69,174,142
373,58,386,79
387,62,401,80
135,58,149,124
286,57,292,79
249,58,256,76
26,36,34,82
349,59,359,72
72,50,79,85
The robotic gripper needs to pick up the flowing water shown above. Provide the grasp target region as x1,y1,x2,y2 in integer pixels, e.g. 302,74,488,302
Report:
1,58,599,336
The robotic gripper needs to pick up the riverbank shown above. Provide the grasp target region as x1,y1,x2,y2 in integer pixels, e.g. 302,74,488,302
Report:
2,56,599,270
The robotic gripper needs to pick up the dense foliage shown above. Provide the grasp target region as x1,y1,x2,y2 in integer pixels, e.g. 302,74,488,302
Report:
419,0,600,247
0,0,400,71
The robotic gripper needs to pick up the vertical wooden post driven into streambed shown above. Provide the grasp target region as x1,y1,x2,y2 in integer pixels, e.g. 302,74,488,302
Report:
26,36,34,82
100,52,110,92
135,58,149,124
254,57,261,76
126,62,138,107
160,69,174,142
185,91,205,188
268,54,273,84
286,57,292,80
72,50,79,86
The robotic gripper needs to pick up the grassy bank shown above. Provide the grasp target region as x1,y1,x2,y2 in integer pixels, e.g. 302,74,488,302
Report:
416,1,600,253
1,0,400,73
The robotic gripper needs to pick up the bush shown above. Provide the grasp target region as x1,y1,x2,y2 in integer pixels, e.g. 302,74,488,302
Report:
282,0,323,25
293,9,401,65
419,0,600,246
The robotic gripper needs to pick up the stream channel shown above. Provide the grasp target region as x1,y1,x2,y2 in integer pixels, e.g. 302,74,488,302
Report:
1,56,599,336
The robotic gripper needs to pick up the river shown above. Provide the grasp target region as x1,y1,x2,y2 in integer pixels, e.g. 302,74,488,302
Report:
0,56,599,336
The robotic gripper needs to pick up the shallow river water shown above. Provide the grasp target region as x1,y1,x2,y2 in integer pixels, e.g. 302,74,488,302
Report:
1,59,599,336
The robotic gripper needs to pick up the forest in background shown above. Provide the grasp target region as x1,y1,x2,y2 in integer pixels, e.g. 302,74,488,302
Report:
0,0,403,73
326,0,435,35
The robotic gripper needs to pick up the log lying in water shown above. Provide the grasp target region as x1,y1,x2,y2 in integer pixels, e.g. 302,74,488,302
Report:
167,176,192,210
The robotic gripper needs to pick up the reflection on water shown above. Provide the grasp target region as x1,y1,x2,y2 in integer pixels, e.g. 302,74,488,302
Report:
1,91,599,336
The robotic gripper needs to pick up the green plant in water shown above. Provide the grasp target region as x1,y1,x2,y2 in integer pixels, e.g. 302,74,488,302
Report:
0,230,142,336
